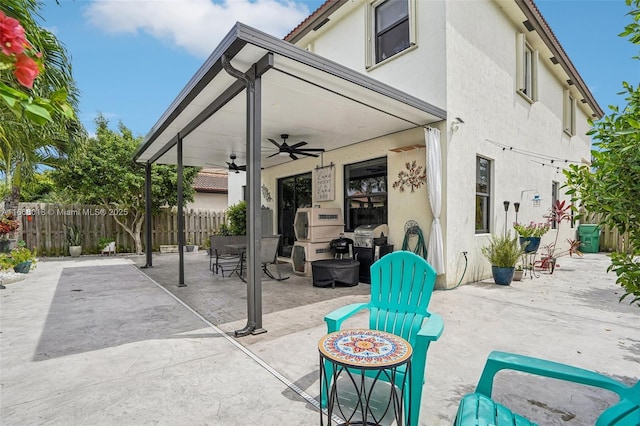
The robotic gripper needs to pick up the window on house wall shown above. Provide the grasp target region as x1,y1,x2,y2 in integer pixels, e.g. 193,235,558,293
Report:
476,156,491,234
344,157,387,231
563,90,576,136
366,0,415,67
516,33,538,102
551,181,559,229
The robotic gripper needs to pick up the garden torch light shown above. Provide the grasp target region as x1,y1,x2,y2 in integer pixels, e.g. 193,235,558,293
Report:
503,201,510,237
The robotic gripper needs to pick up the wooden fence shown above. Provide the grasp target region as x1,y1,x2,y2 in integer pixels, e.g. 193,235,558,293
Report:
13,203,227,256
597,223,631,253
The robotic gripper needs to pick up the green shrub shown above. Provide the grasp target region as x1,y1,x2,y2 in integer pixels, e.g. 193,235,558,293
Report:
226,201,247,236
481,233,524,268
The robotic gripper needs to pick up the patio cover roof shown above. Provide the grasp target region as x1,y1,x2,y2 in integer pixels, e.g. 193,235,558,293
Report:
133,23,446,168
133,22,447,337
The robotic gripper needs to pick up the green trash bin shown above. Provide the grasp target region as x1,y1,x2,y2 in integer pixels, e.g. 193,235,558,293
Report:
578,224,600,253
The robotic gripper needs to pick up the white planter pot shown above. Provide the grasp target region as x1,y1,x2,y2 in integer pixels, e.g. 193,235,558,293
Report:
69,245,82,257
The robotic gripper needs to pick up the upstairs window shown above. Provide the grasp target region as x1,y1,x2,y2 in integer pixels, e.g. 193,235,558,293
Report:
563,90,576,136
375,0,410,63
516,33,538,102
367,0,416,67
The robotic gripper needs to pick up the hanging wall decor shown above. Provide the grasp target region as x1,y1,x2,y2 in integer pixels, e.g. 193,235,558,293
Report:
314,163,335,201
392,160,427,192
261,184,273,202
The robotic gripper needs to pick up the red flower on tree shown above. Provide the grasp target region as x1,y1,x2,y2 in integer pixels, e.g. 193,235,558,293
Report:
0,11,29,56
0,10,41,88
14,52,39,88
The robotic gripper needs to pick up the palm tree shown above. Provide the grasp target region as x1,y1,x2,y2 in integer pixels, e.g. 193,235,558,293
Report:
0,0,84,210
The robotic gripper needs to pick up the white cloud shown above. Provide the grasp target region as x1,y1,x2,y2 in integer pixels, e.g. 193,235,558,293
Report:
84,0,311,58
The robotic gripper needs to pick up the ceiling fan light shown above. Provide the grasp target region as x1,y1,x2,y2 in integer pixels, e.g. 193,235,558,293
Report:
278,151,289,157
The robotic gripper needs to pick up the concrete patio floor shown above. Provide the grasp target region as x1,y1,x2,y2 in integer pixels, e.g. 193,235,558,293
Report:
1,251,638,425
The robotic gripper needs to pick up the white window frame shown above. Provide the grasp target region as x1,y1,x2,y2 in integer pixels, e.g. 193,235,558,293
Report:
551,181,559,229
516,33,538,102
563,89,576,136
365,0,417,69
476,156,492,234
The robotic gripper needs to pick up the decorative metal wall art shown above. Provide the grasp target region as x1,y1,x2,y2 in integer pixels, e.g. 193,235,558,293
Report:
392,161,427,192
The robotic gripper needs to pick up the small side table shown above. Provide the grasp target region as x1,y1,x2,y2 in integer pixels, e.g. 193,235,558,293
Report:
318,329,412,425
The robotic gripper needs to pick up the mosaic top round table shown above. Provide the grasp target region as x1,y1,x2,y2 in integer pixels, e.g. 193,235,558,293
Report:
318,328,413,425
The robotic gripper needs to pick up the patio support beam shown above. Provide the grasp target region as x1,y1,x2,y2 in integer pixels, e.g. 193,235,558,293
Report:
143,162,153,268
221,54,265,337
177,134,186,287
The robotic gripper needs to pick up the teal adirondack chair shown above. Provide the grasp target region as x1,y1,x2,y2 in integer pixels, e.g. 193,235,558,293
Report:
322,250,444,425
455,351,640,426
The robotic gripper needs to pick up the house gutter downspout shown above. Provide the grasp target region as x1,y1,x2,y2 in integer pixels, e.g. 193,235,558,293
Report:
221,54,266,337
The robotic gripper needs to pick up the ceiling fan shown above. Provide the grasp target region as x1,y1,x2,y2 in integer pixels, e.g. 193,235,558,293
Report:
226,153,246,173
207,154,246,173
267,134,324,160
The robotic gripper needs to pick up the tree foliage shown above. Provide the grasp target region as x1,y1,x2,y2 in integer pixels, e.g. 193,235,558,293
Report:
53,115,199,254
0,0,83,211
564,0,640,306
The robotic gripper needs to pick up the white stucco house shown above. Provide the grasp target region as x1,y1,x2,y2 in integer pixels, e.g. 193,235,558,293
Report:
134,0,602,299
189,168,228,210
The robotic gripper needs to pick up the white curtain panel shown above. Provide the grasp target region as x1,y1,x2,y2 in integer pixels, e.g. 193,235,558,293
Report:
426,127,445,274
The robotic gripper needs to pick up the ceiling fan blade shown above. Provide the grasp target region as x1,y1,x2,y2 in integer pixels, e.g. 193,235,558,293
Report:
289,152,299,160
296,148,325,152
268,138,281,149
238,165,247,171
298,151,320,158
267,152,280,158
290,141,308,149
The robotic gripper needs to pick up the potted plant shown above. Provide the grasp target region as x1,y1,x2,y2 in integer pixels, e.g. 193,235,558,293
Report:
513,264,524,281
0,212,20,253
66,224,83,257
10,243,37,273
513,221,550,253
481,232,525,285
185,240,197,252
534,201,580,274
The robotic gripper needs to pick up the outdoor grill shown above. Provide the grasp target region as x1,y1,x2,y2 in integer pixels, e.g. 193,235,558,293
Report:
330,234,354,258
353,224,393,283
354,224,389,248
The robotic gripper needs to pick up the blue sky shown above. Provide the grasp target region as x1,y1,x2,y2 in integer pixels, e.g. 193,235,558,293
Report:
40,0,639,138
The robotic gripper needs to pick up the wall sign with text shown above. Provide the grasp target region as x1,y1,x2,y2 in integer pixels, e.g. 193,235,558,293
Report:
315,165,334,201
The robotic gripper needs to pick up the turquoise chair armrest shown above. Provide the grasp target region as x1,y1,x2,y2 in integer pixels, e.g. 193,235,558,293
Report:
417,312,444,341
324,302,369,333
476,351,636,400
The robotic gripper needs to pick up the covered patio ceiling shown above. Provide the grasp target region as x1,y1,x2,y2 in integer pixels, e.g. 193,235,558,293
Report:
133,23,447,169
134,22,447,337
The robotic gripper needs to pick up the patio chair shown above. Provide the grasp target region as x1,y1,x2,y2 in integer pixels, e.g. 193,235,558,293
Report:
454,351,640,426
321,250,444,426
209,235,243,277
260,235,288,281
101,241,116,256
